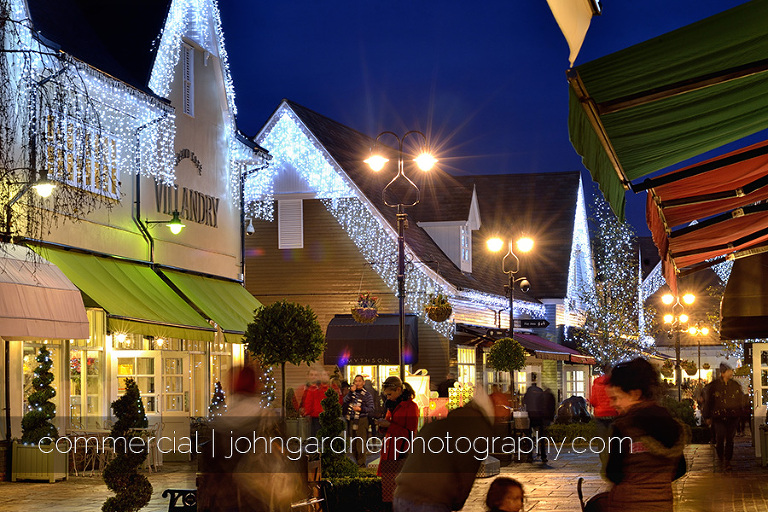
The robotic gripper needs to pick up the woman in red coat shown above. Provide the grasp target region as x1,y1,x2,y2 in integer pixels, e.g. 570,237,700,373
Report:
376,376,420,503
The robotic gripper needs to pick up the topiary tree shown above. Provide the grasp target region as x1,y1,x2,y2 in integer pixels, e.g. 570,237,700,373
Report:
318,387,357,478
102,378,151,512
208,381,226,419
285,388,300,419
244,300,326,417
21,346,58,444
487,337,527,373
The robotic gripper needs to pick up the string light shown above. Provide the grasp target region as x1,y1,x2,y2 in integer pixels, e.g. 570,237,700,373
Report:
565,180,594,325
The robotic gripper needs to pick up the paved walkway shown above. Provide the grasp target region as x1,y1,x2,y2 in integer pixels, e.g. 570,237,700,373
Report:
0,436,766,511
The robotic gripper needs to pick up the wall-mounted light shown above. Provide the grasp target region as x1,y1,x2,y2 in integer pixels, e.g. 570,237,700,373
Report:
32,178,56,198
145,210,185,235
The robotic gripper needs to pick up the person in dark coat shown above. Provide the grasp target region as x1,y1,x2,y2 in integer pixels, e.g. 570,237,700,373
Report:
437,373,457,397
584,358,686,512
702,362,743,471
522,373,555,463
343,374,375,466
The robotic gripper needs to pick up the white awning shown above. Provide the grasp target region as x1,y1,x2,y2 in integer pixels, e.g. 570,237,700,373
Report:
0,243,89,339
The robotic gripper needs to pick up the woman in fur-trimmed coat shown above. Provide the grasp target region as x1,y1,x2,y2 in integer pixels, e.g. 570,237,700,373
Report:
585,358,686,512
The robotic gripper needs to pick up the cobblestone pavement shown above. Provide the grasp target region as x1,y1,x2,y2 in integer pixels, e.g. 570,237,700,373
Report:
0,436,766,511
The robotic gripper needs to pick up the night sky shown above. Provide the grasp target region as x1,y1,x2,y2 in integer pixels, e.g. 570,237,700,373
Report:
219,1,754,235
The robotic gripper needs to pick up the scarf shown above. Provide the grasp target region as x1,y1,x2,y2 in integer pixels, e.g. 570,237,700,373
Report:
345,387,368,421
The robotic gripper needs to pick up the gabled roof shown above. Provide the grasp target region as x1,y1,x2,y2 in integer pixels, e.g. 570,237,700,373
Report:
27,0,172,92
283,100,494,297
455,172,581,299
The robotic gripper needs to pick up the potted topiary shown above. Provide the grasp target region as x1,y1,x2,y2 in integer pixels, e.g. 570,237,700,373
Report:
351,292,378,324
102,378,152,512
486,337,527,374
12,346,68,482
425,293,452,322
284,388,310,439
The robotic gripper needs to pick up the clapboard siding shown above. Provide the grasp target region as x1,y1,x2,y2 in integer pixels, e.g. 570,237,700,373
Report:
245,199,450,398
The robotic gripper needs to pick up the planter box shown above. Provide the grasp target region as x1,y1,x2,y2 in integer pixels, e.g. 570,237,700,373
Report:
285,417,311,439
11,441,68,482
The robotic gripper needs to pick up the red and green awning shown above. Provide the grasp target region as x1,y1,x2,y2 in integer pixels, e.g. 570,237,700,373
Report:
568,0,768,220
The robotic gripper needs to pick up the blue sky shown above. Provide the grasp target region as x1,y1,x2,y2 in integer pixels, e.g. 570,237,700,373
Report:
219,1,752,235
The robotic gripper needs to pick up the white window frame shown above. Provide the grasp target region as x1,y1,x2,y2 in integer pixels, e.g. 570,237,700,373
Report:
460,225,472,272
457,346,476,385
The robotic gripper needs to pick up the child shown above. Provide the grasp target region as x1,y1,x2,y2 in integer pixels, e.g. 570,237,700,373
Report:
486,477,524,512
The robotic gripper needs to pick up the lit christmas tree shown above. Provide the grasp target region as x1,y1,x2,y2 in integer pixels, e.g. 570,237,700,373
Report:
21,346,58,444
208,381,227,419
260,363,276,408
573,196,642,369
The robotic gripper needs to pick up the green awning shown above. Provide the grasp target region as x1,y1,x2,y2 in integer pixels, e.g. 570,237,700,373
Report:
568,0,768,219
36,247,215,341
159,268,261,343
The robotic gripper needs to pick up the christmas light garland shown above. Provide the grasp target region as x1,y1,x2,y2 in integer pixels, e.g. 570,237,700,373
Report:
565,179,594,324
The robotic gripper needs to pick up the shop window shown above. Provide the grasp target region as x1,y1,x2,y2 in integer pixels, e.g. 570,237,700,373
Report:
565,369,586,397
69,349,103,429
212,352,233,397
117,356,157,412
457,347,476,385
190,353,207,416
163,356,185,413
483,351,511,394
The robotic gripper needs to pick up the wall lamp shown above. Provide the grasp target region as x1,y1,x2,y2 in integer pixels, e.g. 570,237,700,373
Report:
145,210,185,235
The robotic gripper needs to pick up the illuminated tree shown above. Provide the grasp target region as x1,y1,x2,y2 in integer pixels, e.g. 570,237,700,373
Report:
573,196,642,369
20,346,58,444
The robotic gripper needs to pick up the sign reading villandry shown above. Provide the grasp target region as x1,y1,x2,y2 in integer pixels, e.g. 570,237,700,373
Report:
154,148,221,228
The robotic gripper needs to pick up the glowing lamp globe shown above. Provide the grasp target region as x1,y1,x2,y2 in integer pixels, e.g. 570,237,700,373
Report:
365,154,388,172
516,237,534,253
414,153,437,171
486,237,504,253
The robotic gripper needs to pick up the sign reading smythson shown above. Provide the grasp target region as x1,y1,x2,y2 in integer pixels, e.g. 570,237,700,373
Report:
153,148,221,227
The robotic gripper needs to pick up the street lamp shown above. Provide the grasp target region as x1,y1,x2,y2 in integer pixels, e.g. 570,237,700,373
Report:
3,176,57,241
662,293,695,401
365,131,437,381
487,236,534,336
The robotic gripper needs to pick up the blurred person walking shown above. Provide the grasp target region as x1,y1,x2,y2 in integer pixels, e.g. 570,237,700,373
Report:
522,373,555,464
702,362,743,472
584,358,686,512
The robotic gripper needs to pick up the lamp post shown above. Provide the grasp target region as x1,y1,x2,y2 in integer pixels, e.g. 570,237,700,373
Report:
662,293,695,401
487,237,534,336
365,131,436,381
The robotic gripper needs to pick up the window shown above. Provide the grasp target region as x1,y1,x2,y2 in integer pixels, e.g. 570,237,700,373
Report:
460,225,472,272
117,356,157,413
182,43,194,117
70,348,103,429
162,356,185,413
565,369,586,397
44,115,119,198
278,199,304,249
457,347,476,385
483,351,511,394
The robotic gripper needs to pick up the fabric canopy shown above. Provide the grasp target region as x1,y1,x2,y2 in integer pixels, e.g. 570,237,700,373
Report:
720,252,768,340
568,0,768,219
0,243,89,339
38,247,215,341
324,314,418,366
159,268,261,343
646,139,768,292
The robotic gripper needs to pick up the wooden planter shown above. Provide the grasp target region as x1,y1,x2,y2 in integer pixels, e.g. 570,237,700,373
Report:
426,305,452,322
11,441,68,482
351,307,378,324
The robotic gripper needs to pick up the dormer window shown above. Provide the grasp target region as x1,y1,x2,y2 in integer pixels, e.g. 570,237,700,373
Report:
460,225,472,272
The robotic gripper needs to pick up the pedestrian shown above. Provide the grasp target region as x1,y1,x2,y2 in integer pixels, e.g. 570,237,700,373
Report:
393,391,496,512
301,368,328,437
489,384,511,425
199,364,302,511
377,376,420,505
702,362,743,472
522,373,555,464
364,378,383,437
437,372,457,397
343,374,375,467
485,477,525,512
591,369,618,429
583,357,686,512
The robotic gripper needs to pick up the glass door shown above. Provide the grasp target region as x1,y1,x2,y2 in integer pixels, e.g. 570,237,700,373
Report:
114,351,160,416
161,352,189,416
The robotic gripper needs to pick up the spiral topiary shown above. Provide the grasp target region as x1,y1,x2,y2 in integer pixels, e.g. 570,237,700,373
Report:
102,378,152,512
318,387,357,478
21,346,58,445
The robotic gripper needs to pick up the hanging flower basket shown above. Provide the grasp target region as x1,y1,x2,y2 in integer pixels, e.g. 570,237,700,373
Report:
660,360,674,378
425,294,452,322
682,360,698,376
702,363,710,370
352,292,378,324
